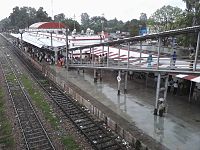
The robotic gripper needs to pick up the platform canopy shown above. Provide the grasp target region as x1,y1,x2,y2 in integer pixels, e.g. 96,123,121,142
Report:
11,32,66,50
29,22,65,29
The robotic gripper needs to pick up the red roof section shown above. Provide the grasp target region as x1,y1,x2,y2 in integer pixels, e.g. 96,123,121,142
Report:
29,22,66,29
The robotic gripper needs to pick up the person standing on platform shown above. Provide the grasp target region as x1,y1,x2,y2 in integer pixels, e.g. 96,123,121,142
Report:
189,49,195,69
158,98,165,117
167,80,172,93
171,51,177,68
173,81,178,95
147,54,153,67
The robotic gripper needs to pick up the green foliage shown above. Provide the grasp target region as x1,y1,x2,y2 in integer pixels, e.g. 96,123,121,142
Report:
149,5,183,31
81,13,90,31
0,6,51,31
0,88,15,148
61,136,80,150
20,75,59,129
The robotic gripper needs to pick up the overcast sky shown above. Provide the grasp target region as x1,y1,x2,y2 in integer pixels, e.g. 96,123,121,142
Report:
1,0,186,22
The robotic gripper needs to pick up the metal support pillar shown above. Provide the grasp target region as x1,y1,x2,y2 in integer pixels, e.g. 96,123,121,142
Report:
50,32,53,47
100,69,102,82
118,46,120,66
107,45,109,67
189,81,193,102
117,70,121,95
92,47,94,66
102,45,104,65
163,75,169,103
124,71,128,93
154,73,168,116
102,45,104,57
89,47,91,64
94,69,97,82
154,73,161,115
80,48,82,64
65,28,69,69
139,41,142,63
71,50,73,64
20,32,23,50
157,37,161,70
145,73,148,88
194,31,200,71
127,42,130,68
54,50,58,65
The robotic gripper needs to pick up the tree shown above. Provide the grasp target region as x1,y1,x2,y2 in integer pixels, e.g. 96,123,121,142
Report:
123,19,140,36
0,18,10,31
81,13,90,31
54,13,65,22
183,0,200,25
35,7,51,22
149,5,183,31
89,16,107,33
107,18,124,32
62,18,81,32
7,6,51,31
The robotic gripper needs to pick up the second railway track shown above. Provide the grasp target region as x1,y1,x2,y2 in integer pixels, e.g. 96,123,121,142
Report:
0,52,55,150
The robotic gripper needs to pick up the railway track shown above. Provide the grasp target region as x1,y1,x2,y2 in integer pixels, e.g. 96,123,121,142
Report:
0,52,55,150
2,35,129,149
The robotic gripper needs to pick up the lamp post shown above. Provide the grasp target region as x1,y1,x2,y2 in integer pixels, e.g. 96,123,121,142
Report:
101,13,104,40
19,29,24,50
65,28,69,70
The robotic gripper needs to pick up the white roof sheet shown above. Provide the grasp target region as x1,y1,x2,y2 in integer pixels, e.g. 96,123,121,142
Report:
29,22,48,29
191,76,200,83
176,74,188,78
11,33,66,49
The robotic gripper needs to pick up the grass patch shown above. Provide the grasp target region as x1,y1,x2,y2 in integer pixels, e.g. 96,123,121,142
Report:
20,74,80,148
6,74,17,83
20,75,59,129
0,87,15,148
61,136,80,150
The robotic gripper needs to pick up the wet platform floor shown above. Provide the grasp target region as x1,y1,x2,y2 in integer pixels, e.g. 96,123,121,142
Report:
51,66,200,150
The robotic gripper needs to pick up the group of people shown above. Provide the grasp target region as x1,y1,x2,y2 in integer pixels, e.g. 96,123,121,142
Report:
167,79,179,95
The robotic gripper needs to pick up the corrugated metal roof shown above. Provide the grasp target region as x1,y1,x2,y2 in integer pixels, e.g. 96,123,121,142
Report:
29,22,65,29
11,33,66,49
29,22,49,29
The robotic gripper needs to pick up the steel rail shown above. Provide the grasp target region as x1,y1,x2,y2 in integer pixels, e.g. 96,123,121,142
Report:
0,53,55,150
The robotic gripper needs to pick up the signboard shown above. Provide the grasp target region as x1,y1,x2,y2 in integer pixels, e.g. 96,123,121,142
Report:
139,27,147,36
117,76,121,82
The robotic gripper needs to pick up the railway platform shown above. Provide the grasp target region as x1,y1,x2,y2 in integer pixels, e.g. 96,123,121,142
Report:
49,65,200,150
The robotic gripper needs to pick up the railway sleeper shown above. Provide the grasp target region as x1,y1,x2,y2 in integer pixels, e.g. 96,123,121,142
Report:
82,126,99,133
54,96,66,100
25,127,43,134
57,101,74,107
50,92,64,96
28,138,49,145
68,110,82,115
29,142,52,149
78,123,95,130
86,130,104,137
66,107,80,112
103,144,122,150
70,114,91,121
27,134,46,141
26,131,45,138
76,121,94,127
100,141,117,149
74,118,91,124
